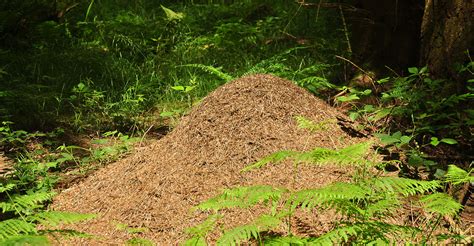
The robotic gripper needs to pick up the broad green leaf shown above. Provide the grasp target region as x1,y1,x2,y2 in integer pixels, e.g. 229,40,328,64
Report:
337,94,360,102
440,138,457,145
375,133,399,145
399,136,412,145
408,67,418,74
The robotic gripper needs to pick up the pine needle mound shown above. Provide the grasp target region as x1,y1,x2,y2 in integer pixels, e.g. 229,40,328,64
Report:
52,74,367,244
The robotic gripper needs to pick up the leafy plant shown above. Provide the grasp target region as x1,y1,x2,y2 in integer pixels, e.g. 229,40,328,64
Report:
0,171,95,245
185,142,466,245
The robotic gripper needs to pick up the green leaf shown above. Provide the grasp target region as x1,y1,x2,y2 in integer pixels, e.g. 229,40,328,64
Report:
161,5,184,21
399,136,412,145
375,133,399,146
171,86,185,91
337,94,360,102
184,86,196,92
408,67,419,74
349,112,359,121
440,138,457,145
160,111,176,117
430,137,440,146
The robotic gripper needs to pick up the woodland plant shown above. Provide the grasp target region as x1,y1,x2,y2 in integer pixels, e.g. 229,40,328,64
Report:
184,141,468,245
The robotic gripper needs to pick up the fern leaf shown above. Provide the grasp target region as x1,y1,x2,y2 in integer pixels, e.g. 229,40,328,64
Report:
181,64,233,81
444,165,473,185
372,177,440,196
217,214,282,246
311,222,419,245
289,182,368,210
243,142,372,173
419,193,462,217
182,236,207,246
0,235,49,245
264,235,309,245
364,195,401,219
10,192,56,213
0,219,37,240
185,214,221,238
241,151,297,172
196,186,287,211
0,183,16,193
30,211,96,227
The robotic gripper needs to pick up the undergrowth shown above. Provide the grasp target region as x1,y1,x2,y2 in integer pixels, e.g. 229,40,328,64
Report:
1,124,139,244
184,140,469,245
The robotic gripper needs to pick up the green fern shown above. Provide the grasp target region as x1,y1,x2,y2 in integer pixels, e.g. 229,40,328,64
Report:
217,214,283,246
183,214,222,246
196,186,287,211
0,235,50,245
1,192,57,214
0,219,37,240
0,183,16,193
30,211,96,227
180,64,233,81
295,116,335,132
288,182,369,210
419,193,463,216
241,151,297,172
444,164,473,185
189,142,465,245
242,142,371,172
311,222,420,245
371,177,441,196
263,235,309,245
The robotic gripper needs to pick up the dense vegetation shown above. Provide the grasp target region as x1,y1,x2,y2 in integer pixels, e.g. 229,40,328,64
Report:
0,0,472,244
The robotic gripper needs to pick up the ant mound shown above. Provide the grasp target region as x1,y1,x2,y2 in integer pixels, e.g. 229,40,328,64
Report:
52,74,368,244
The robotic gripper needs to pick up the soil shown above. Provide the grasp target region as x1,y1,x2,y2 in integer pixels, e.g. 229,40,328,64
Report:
51,74,370,244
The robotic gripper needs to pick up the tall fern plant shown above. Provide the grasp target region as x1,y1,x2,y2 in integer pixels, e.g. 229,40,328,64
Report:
0,155,95,244
0,182,95,244
184,142,468,245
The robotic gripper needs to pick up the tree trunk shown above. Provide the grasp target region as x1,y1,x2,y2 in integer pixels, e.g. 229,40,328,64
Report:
420,0,474,83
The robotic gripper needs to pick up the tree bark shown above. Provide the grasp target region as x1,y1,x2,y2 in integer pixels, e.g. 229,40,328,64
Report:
420,0,474,83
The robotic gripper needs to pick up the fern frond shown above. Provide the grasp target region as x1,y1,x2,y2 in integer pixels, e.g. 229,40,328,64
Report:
0,219,37,240
288,182,369,210
0,235,49,245
311,222,419,245
444,165,473,185
264,235,308,245
0,183,16,193
196,186,287,211
185,214,221,239
364,195,401,219
217,214,282,246
30,211,96,227
295,116,335,132
181,64,233,81
242,142,372,172
371,177,440,196
8,192,56,213
182,236,207,246
241,151,297,172
419,193,462,217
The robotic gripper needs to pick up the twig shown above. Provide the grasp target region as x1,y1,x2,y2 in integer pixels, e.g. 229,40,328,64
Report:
338,4,352,54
